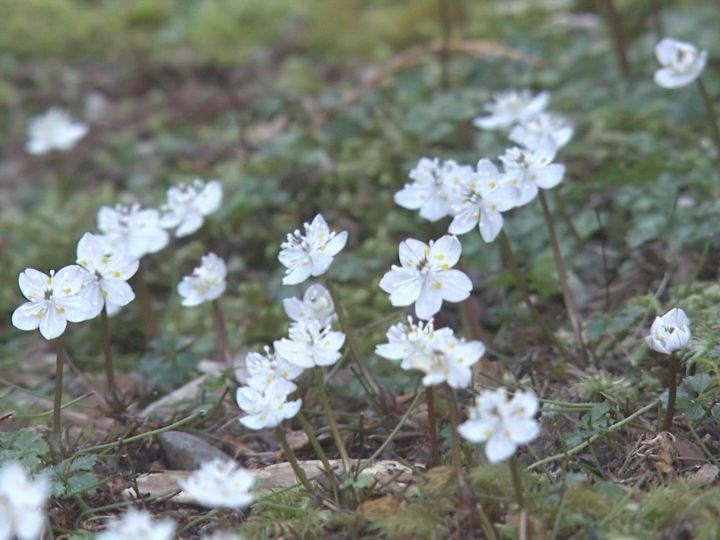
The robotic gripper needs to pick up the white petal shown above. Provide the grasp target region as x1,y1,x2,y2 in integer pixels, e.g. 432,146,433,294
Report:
415,285,443,320
39,307,67,340
434,269,472,301
485,432,517,463
534,164,565,189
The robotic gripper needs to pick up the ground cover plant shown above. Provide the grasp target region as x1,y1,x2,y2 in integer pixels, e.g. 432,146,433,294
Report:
2,0,720,538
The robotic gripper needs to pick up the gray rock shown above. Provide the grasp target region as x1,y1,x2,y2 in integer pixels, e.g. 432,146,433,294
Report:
158,431,233,471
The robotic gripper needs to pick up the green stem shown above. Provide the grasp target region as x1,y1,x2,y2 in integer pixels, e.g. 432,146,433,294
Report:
275,426,315,493
426,388,441,468
317,369,351,470
509,456,525,509
538,191,588,357
52,335,65,450
100,305,118,399
498,231,571,361
661,353,678,432
599,0,632,78
528,399,660,470
696,77,720,174
211,299,232,364
297,412,335,478
443,385,464,471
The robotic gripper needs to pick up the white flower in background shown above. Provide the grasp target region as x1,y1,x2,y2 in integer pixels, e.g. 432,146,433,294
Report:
12,266,94,340
509,112,574,150
97,204,169,259
375,316,438,367
0,462,50,540
654,38,708,89
97,508,175,540
448,159,518,243
645,308,691,355
394,158,473,222
379,235,472,320
282,283,335,326
407,330,486,389
76,232,139,318
26,107,88,155
236,381,302,430
458,388,540,463
278,214,348,285
178,459,255,509
499,138,566,207
160,179,223,237
201,532,245,540
177,253,227,307
274,320,346,368
473,89,549,130
244,346,304,394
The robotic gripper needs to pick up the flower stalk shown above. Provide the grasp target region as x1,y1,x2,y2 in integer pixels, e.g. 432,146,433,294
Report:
210,300,232,364
509,456,529,539
275,426,315,493
99,305,118,401
599,0,632,78
696,77,720,172
52,335,65,450
316,369,351,471
425,387,441,468
662,352,679,432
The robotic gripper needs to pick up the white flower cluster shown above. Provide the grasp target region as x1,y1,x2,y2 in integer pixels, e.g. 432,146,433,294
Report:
11,179,224,338
0,462,50,540
26,107,88,155
179,459,256,509
235,215,347,430
97,508,175,540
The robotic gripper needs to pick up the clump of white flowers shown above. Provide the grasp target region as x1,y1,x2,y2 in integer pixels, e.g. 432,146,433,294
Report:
76,232,139,318
278,214,348,285
274,319,346,368
458,388,540,463
509,112,574,151
12,266,94,340
654,37,707,89
177,253,227,307
499,138,566,207
26,107,88,155
473,89,549,130
0,462,50,540
379,235,472,320
160,179,223,237
244,346,304,394
179,459,256,509
645,308,691,355
282,283,335,326
376,317,485,389
97,204,169,259
97,508,176,540
236,380,303,430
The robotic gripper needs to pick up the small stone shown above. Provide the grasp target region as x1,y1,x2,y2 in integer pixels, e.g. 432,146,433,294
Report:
158,431,233,471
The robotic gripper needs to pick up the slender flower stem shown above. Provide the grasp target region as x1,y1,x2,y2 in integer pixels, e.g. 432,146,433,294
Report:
275,426,315,493
52,335,65,450
538,191,589,359
297,412,335,478
99,305,118,399
443,385,464,471
210,300,232,364
662,353,679,432
696,77,720,173
425,388,441,468
599,0,632,78
509,456,525,509
648,0,664,40
317,369,351,470
324,281,388,411
498,231,571,361
133,267,159,338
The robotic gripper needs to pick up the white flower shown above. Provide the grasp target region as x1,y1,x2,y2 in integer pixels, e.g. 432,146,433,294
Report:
375,316,437,367
236,380,302,430
0,462,50,540
379,235,472,320
654,38,708,89
509,112,574,151
499,138,566,207
448,159,518,243
202,532,245,540
274,320,346,368
458,388,540,463
473,90,549,130
26,107,88,155
406,329,485,389
177,253,227,307
160,179,223,237
278,214,348,285
282,283,335,326
12,266,94,340
645,308,691,355
178,459,255,509
244,346,304,394
97,509,175,540
97,204,169,259
394,158,473,222
76,232,139,318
